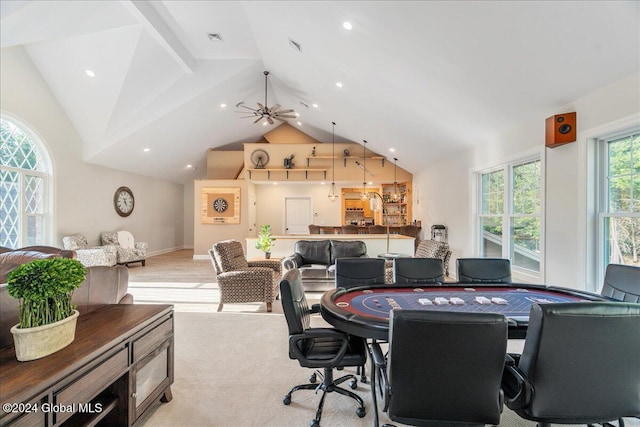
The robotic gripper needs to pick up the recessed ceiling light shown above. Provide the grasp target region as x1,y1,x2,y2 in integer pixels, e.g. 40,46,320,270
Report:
297,121,302,126
321,181,326,185
336,82,343,88
295,112,300,117
220,103,227,108
262,122,268,126
312,103,318,108
368,181,373,185
273,182,278,185
186,164,193,169
85,70,95,77
143,148,150,152
389,148,396,152
343,22,353,30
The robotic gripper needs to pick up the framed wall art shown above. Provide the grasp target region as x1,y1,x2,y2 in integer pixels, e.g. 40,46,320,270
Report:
201,187,240,224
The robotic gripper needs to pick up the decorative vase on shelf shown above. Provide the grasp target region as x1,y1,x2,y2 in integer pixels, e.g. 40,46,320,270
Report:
11,310,80,361
265,252,271,259
6,258,86,362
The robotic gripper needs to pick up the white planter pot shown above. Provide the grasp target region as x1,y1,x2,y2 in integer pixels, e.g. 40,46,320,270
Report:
10,310,79,362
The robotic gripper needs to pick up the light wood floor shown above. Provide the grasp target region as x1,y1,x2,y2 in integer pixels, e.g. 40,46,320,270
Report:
127,249,213,283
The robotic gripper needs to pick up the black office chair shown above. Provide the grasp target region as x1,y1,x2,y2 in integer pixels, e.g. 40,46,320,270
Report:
372,310,508,426
501,302,640,426
280,269,366,427
334,257,386,382
456,258,512,283
601,263,640,302
393,257,444,284
335,257,386,289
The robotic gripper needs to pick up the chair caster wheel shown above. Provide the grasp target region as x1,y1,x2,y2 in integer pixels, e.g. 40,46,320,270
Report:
360,376,368,384
349,378,357,390
283,395,291,405
310,419,320,427
357,407,366,418
309,373,317,383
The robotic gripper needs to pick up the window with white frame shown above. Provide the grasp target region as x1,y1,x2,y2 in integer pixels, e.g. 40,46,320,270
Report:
0,117,51,248
478,158,542,274
598,130,640,269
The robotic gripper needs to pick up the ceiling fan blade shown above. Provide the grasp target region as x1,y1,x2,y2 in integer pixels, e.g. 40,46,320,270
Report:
270,104,281,111
275,117,287,122
267,117,274,125
239,115,259,119
277,109,295,114
253,116,263,124
257,102,265,111
239,105,258,112
276,114,296,119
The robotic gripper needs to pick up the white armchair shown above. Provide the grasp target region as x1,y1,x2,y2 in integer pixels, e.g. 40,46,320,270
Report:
101,231,148,266
62,233,117,267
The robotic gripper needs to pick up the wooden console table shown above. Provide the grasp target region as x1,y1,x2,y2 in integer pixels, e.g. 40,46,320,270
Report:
0,304,174,427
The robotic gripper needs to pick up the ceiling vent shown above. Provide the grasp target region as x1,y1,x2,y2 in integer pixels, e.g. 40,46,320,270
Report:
288,38,302,53
207,33,223,41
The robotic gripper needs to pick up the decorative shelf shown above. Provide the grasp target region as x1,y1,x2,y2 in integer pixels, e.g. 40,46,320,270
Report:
247,168,327,180
306,156,386,167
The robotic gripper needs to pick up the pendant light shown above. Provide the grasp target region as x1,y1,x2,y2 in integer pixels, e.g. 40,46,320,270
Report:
361,140,368,200
392,157,400,201
328,122,338,202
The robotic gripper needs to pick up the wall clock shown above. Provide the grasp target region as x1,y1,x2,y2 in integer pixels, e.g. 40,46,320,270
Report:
114,186,135,217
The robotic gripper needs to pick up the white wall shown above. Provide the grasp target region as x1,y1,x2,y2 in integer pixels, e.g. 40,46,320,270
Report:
1,46,185,253
414,72,640,290
255,183,346,234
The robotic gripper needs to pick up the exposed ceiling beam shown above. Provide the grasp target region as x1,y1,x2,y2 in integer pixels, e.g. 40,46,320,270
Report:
123,0,195,74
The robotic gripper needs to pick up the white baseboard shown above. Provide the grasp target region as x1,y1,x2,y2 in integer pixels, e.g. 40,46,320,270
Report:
193,254,209,260
147,246,188,257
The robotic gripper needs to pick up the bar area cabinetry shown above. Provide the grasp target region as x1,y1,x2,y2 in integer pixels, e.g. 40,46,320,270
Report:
381,182,412,226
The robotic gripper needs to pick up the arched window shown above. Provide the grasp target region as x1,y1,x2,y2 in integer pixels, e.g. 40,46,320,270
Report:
0,116,52,248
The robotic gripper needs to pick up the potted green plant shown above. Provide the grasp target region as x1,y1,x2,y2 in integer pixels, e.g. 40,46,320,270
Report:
255,224,276,259
7,258,87,361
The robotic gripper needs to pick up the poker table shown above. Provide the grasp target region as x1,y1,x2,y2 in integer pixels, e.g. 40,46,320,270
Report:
320,283,607,340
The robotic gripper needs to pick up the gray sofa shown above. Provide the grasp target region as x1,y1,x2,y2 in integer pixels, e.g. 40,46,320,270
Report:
282,240,368,291
0,247,132,349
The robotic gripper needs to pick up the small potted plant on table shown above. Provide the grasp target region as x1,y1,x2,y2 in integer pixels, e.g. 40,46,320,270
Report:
7,257,87,361
255,224,276,259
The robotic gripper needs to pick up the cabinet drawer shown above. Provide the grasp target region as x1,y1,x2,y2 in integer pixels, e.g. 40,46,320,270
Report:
3,407,44,427
54,348,128,424
133,318,173,362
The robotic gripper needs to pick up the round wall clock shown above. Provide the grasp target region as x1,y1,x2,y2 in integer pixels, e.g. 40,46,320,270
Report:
114,186,135,217
212,197,228,213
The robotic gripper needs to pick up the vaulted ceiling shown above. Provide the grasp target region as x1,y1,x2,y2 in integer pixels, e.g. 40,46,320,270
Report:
1,1,638,183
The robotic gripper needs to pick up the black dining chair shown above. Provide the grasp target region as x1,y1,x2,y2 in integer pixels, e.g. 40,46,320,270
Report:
372,310,508,426
335,257,386,289
600,263,640,302
393,257,444,284
279,268,367,427
501,302,640,426
456,258,512,283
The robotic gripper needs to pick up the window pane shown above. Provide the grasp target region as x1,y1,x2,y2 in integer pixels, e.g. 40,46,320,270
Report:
608,136,632,177
480,217,502,257
608,176,631,212
512,160,541,215
482,170,504,214
604,216,640,267
0,119,43,171
510,217,541,272
0,169,20,248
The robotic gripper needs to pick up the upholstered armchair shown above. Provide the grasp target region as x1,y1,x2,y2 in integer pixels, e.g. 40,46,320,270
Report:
62,233,117,267
100,231,148,266
210,239,281,312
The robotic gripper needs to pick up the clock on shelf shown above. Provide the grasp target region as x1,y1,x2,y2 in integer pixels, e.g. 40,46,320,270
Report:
114,186,135,217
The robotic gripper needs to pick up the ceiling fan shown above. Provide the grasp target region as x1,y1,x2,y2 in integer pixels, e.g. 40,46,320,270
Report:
237,71,296,125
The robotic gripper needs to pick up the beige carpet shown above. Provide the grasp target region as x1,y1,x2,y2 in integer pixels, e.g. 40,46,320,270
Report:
133,308,639,427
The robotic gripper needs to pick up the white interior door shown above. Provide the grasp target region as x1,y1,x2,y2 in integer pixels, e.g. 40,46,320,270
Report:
285,197,311,235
